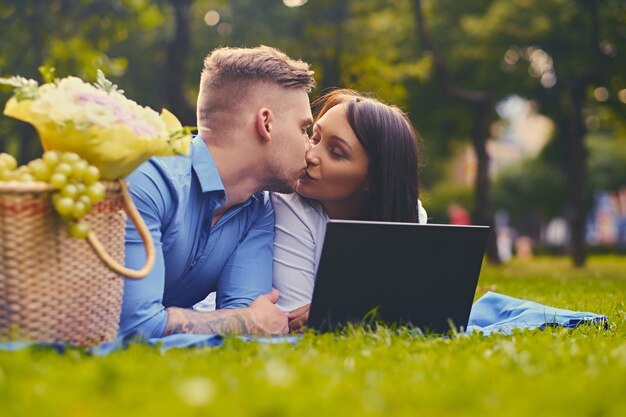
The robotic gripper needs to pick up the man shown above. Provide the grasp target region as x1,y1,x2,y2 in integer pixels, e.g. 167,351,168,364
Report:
120,46,315,339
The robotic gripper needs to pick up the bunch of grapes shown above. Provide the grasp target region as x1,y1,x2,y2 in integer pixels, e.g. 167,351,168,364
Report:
0,151,106,238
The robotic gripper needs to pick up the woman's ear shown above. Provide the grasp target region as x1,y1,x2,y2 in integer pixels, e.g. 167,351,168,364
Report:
255,108,272,142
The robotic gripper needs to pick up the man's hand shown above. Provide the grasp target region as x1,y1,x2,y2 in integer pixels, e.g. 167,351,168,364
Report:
248,289,289,335
287,303,310,332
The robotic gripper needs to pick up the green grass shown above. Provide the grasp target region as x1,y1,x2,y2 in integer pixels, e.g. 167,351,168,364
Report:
2,256,625,417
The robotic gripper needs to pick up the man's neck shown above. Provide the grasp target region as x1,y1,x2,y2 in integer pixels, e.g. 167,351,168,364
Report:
202,136,263,213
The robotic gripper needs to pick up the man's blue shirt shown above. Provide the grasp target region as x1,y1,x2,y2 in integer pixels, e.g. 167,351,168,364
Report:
120,136,274,338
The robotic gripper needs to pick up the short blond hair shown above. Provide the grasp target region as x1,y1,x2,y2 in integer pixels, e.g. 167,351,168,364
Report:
198,45,315,125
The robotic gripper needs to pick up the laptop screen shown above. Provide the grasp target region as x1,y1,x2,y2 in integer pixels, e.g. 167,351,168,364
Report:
307,220,490,334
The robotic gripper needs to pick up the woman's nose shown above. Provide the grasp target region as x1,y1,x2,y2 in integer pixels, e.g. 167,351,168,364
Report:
305,146,321,165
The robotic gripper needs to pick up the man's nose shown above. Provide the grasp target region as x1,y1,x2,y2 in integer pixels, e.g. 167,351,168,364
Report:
304,136,312,153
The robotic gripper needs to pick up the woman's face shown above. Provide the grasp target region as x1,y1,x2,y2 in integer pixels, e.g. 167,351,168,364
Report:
296,103,370,214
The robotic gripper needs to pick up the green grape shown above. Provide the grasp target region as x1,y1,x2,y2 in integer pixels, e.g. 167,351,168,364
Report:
85,182,106,203
8,151,106,239
71,200,89,219
42,151,61,168
78,195,93,212
54,162,72,177
0,153,17,171
19,173,35,182
60,152,81,165
28,159,51,182
49,172,68,189
71,159,88,180
53,196,75,216
1,170,16,182
61,183,79,199
82,165,100,185
68,222,90,239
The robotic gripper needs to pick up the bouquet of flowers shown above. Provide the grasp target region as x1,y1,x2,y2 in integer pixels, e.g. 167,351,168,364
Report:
0,70,191,179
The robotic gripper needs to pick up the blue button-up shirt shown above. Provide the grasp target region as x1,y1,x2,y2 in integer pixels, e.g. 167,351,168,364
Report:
120,136,274,338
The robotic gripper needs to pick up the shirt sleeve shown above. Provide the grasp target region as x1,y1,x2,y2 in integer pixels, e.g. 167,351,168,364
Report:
418,199,428,224
215,192,275,309
119,161,171,339
271,193,318,312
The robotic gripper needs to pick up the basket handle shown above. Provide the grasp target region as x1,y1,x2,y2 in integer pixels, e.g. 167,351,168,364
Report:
86,180,155,279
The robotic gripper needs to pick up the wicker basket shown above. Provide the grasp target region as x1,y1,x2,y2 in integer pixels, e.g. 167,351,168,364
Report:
0,180,154,347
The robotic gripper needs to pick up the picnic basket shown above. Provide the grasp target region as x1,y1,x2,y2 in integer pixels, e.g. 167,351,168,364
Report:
0,179,154,347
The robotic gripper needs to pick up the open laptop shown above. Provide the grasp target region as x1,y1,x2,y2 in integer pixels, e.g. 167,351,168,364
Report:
307,220,490,334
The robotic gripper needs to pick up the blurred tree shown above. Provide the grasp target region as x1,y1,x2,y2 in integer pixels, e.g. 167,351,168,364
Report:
165,0,196,126
457,0,625,266
411,0,501,264
409,0,625,266
0,0,165,163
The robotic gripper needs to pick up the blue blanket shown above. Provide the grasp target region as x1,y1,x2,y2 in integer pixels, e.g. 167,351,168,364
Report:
467,291,607,335
0,292,608,354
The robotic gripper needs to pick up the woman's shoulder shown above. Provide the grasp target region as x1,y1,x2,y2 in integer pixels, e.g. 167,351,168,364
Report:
271,192,327,222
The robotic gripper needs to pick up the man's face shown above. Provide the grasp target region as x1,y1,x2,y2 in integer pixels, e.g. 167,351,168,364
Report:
265,89,313,193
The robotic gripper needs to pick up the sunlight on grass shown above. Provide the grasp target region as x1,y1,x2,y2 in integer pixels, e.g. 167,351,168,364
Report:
1,255,625,416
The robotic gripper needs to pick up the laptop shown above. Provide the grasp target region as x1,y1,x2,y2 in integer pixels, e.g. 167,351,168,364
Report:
307,220,490,334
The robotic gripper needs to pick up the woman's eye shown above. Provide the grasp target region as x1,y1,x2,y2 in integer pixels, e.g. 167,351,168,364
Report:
310,133,321,144
330,147,345,158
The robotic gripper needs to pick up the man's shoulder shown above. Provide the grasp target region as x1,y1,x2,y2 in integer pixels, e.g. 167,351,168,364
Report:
130,153,191,184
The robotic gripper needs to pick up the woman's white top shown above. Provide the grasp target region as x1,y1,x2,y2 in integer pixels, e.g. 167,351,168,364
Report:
271,193,427,311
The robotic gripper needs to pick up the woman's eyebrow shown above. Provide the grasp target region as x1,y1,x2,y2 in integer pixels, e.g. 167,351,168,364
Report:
314,122,353,150
330,135,353,150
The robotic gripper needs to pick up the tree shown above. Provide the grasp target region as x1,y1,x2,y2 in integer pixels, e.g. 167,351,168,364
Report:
411,0,501,264
456,0,625,266
0,0,166,163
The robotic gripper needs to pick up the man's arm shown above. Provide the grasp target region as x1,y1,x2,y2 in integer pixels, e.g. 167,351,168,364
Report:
163,289,288,336
216,192,276,309
120,162,171,338
160,192,288,336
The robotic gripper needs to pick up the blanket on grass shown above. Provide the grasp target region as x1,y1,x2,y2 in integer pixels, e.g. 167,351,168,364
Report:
0,291,608,354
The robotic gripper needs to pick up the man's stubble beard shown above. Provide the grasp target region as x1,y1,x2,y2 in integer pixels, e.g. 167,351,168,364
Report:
262,171,299,194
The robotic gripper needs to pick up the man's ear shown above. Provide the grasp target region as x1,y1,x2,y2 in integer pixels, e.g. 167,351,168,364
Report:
255,108,272,142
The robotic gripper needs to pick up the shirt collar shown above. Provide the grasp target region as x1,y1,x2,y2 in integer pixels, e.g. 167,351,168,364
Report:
191,135,225,194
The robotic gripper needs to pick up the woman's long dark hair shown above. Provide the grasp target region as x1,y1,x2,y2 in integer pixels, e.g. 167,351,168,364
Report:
312,89,420,223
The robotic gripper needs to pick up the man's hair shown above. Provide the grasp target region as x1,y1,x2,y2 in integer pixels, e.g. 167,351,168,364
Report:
198,45,315,125
312,89,421,223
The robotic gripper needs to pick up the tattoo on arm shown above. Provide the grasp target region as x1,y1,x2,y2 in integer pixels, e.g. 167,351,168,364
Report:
162,307,255,336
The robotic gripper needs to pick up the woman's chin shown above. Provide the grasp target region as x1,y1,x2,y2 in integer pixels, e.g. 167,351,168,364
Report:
295,180,312,199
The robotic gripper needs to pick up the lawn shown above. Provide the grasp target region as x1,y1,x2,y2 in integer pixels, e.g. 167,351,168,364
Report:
1,255,625,417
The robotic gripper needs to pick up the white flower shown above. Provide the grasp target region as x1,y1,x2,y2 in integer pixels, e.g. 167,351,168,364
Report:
24,75,173,139
83,101,118,126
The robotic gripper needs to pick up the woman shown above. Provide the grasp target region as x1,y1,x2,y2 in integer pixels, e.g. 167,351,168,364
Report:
272,89,427,324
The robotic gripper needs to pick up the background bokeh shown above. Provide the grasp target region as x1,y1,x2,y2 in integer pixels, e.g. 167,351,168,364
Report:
1,0,624,266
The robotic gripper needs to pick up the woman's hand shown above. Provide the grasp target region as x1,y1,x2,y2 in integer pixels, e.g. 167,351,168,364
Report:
287,304,311,332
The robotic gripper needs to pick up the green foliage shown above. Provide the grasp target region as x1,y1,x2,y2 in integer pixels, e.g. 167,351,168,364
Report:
421,181,474,224
0,76,39,101
587,133,626,192
93,70,124,95
493,132,626,225
493,157,566,222
1,256,625,416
